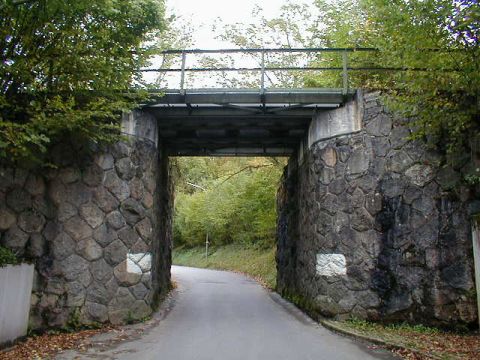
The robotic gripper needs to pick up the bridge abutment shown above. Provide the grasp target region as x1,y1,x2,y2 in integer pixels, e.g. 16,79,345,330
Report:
277,91,479,326
0,111,173,330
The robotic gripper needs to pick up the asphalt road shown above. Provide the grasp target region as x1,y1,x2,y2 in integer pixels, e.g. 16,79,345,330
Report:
59,266,395,360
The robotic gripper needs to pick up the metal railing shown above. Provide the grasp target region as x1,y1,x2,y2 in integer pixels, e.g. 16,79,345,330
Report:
140,47,381,95
139,47,457,94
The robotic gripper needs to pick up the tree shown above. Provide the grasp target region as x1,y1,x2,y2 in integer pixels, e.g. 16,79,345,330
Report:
312,0,480,161
0,0,167,165
211,0,479,168
173,157,285,248
197,3,321,88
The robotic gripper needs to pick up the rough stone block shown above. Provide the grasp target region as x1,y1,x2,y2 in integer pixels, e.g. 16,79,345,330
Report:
28,234,45,258
120,199,145,226
130,283,149,300
94,153,115,170
57,202,78,222
87,282,111,305
346,149,370,176
59,167,81,184
104,171,130,202
3,225,29,251
86,302,108,322
64,217,93,241
66,281,86,307
106,211,126,230
25,175,45,196
6,188,31,213
365,113,392,137
0,208,16,231
104,240,128,266
93,187,119,213
18,210,46,234
91,259,113,283
60,255,90,282
118,227,140,248
82,164,104,187
52,233,76,259
65,182,93,207
79,202,104,229
137,254,152,273
405,164,435,187
387,151,414,173
115,158,136,181
76,238,103,261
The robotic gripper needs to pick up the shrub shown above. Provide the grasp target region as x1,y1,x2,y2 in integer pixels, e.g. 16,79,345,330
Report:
0,246,18,267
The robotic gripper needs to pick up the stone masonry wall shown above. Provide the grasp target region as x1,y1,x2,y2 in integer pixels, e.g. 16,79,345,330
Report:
0,112,173,329
277,91,479,327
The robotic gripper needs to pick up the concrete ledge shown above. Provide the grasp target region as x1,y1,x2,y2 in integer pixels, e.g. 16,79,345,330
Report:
0,264,34,346
307,91,363,148
121,110,158,146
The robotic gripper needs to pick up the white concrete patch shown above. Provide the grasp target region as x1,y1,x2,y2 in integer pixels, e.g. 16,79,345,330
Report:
0,264,34,345
126,258,143,274
316,254,347,276
128,253,144,263
138,255,152,272
127,252,152,274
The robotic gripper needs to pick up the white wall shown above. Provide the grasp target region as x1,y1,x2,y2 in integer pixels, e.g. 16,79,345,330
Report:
0,264,34,345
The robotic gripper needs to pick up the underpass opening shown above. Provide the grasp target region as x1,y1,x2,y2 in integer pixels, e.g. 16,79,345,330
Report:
142,87,351,289
170,156,286,290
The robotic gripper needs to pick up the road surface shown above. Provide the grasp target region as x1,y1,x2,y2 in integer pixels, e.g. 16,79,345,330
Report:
59,266,394,359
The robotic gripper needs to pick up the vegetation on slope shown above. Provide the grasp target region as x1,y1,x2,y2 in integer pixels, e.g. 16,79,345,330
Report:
172,157,285,248
173,244,277,289
172,157,283,290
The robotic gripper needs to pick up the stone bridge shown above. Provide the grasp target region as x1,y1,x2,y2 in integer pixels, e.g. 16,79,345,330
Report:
0,86,478,328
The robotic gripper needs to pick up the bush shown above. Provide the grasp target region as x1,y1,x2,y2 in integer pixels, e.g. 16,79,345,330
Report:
173,157,285,248
0,246,18,267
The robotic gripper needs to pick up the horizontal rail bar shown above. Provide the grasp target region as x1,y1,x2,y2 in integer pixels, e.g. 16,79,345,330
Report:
160,47,378,55
140,66,454,73
159,47,464,55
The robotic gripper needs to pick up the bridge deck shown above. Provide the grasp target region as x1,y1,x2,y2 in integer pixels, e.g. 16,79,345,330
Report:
144,88,354,156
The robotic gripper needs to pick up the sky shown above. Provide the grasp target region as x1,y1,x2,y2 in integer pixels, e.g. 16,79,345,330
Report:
151,0,315,87
165,0,313,49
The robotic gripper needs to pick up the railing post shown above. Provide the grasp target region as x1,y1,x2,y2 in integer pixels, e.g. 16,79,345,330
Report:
260,50,266,93
180,51,186,92
342,50,348,95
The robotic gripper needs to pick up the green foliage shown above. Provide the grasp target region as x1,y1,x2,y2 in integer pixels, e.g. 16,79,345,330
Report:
208,3,320,88
214,1,479,169
0,0,167,165
173,157,285,248
310,0,480,161
173,244,277,289
0,245,18,267
66,308,82,331
345,318,442,336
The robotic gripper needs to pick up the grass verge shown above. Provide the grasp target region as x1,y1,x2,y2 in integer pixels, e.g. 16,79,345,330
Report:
323,318,480,360
172,244,277,289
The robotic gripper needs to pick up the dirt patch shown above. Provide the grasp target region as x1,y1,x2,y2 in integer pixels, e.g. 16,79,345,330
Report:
0,327,113,360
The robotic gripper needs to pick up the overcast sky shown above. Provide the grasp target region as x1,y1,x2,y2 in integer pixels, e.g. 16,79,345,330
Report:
165,0,313,49
152,0,314,87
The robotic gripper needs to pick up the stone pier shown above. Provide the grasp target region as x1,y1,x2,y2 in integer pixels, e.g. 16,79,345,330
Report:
0,111,173,329
276,91,479,327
